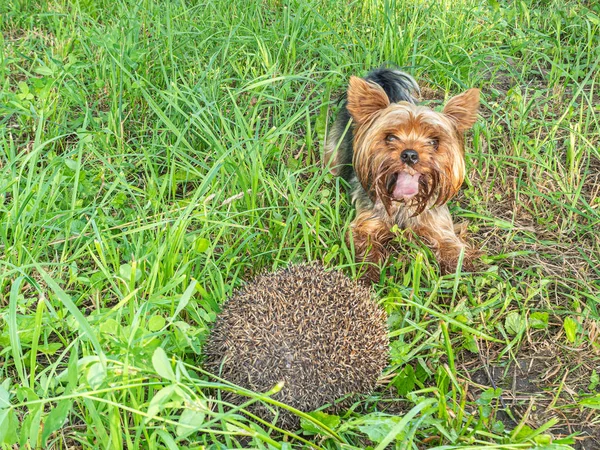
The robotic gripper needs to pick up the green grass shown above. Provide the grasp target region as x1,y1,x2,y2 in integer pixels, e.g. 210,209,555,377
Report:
1,0,599,448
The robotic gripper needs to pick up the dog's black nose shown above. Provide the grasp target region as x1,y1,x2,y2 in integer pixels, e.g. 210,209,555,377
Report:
401,149,419,165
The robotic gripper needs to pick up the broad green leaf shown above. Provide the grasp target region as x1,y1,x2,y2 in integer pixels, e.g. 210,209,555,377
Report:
34,66,54,76
37,343,63,355
393,365,415,396
505,311,522,335
42,399,73,446
356,415,400,443
176,408,206,437
194,237,210,253
587,11,600,25
563,317,578,343
492,420,505,434
529,311,549,329
100,318,119,335
18,81,29,94
462,332,478,353
146,385,176,423
477,388,502,406
0,409,18,444
119,263,141,282
512,424,535,441
148,315,166,332
487,0,499,11
87,362,106,389
389,340,409,365
0,385,10,409
152,347,175,381
534,434,552,445
301,411,341,434
20,403,42,447
64,158,79,171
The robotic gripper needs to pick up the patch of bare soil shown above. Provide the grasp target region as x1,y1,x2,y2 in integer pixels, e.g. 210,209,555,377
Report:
460,336,600,449
467,181,598,291
419,84,446,102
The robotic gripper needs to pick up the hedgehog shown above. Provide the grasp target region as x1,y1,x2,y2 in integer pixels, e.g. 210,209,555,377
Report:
204,263,389,429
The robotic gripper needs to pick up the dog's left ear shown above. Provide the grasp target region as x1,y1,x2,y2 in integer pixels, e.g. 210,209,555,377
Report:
347,76,390,125
443,88,480,132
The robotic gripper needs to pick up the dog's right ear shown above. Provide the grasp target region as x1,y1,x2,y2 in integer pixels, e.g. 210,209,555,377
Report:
443,88,480,132
347,76,390,125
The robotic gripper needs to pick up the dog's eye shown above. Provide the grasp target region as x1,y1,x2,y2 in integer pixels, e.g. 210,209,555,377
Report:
428,138,439,150
385,134,399,143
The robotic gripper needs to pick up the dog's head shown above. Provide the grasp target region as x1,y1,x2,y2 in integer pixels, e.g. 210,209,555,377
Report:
347,76,479,215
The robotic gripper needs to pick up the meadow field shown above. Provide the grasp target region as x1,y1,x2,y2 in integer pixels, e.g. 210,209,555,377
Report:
1,0,599,448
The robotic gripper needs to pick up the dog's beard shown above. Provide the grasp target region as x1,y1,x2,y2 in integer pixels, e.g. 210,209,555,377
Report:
371,159,448,216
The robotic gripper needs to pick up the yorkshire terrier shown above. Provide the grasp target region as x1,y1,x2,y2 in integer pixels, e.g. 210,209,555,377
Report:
324,68,480,279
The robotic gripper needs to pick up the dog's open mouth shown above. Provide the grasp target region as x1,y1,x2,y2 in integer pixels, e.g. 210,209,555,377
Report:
387,171,421,200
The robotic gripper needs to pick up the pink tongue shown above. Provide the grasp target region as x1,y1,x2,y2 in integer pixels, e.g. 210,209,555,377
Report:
393,172,420,199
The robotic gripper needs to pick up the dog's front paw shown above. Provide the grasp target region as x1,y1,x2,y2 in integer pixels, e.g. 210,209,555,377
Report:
438,245,479,274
